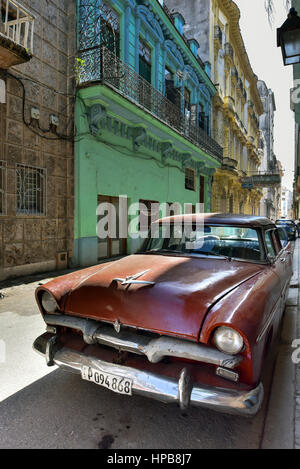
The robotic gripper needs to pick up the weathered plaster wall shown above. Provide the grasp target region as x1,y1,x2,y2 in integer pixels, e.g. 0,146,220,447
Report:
165,0,211,63
0,0,76,280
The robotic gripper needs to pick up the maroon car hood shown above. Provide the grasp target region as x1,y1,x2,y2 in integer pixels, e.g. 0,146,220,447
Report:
64,254,263,341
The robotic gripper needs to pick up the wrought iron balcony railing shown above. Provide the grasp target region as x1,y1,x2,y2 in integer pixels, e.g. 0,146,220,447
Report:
241,172,281,188
0,0,35,54
79,46,223,163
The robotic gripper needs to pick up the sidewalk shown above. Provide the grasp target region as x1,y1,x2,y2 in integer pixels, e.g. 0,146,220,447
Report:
261,239,300,449
295,241,300,449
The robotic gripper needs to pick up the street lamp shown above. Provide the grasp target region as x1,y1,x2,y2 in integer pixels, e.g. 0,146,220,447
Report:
277,7,300,65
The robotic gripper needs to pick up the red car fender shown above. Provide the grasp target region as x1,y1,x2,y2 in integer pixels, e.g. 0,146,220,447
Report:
199,267,282,385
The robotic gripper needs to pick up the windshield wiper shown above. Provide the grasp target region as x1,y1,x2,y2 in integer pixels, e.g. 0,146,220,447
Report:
139,249,183,255
195,251,232,260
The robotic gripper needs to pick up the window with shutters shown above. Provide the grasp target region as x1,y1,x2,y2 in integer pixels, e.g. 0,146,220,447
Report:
185,167,196,191
139,39,152,84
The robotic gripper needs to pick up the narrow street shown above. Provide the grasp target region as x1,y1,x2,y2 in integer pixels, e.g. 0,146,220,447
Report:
0,244,298,449
0,0,299,453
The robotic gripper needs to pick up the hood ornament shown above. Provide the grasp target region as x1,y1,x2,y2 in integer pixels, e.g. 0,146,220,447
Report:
114,319,121,334
113,269,155,286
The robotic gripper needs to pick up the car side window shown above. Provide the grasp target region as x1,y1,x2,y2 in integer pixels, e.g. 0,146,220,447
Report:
272,229,283,253
265,230,276,259
276,228,288,248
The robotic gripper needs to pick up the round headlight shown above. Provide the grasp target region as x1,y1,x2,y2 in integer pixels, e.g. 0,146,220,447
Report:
41,291,58,313
214,326,244,355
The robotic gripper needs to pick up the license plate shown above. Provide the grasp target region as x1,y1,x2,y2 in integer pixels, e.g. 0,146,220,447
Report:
81,366,133,396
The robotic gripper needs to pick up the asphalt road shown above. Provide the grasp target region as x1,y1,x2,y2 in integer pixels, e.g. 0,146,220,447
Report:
0,269,293,449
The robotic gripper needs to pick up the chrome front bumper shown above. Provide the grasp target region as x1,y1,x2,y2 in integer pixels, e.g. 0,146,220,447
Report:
33,334,264,417
43,314,242,369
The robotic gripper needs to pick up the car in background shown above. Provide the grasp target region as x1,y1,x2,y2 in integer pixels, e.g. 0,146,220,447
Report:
275,219,297,241
295,221,300,237
33,214,293,417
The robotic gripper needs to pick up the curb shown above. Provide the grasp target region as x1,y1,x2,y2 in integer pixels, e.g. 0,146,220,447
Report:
261,240,299,449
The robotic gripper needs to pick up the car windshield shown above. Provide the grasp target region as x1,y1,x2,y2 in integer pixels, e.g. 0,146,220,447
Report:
139,224,265,262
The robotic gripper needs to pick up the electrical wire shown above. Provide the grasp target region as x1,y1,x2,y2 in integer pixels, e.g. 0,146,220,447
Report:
5,71,75,141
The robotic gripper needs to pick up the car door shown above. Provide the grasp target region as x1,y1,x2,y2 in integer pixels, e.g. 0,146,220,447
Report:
266,229,291,312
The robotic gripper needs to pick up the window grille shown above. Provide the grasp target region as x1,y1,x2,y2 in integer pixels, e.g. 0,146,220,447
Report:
16,164,46,215
0,160,6,215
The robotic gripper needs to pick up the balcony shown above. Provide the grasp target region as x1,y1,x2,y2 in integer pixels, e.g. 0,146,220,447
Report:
0,0,35,68
222,157,238,172
78,45,223,163
241,172,281,189
223,96,235,117
234,112,247,136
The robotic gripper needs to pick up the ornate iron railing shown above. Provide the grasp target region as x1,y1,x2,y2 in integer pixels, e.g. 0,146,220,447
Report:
0,0,35,53
241,172,281,188
79,46,223,163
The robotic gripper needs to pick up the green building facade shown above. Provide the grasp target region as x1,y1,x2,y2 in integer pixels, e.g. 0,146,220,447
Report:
74,0,223,266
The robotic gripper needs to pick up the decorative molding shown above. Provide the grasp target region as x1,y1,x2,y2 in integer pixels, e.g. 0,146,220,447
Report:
136,5,164,43
181,153,193,171
164,39,184,68
132,126,147,150
87,104,107,135
196,161,205,177
184,65,200,88
124,0,136,8
161,142,173,164
83,102,220,173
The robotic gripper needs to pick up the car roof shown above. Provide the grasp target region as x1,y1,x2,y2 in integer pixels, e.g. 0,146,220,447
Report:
156,213,275,228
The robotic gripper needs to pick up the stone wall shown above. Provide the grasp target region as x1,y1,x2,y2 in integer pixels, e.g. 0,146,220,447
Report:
165,0,211,63
0,0,76,280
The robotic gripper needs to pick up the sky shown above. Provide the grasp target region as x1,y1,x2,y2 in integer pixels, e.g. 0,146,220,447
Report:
234,0,294,190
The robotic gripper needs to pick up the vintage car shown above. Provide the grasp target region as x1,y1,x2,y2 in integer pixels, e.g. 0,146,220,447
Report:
33,214,293,417
275,219,297,241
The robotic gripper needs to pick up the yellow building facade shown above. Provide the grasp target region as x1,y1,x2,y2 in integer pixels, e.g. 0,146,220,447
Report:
210,0,264,214
165,0,265,214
